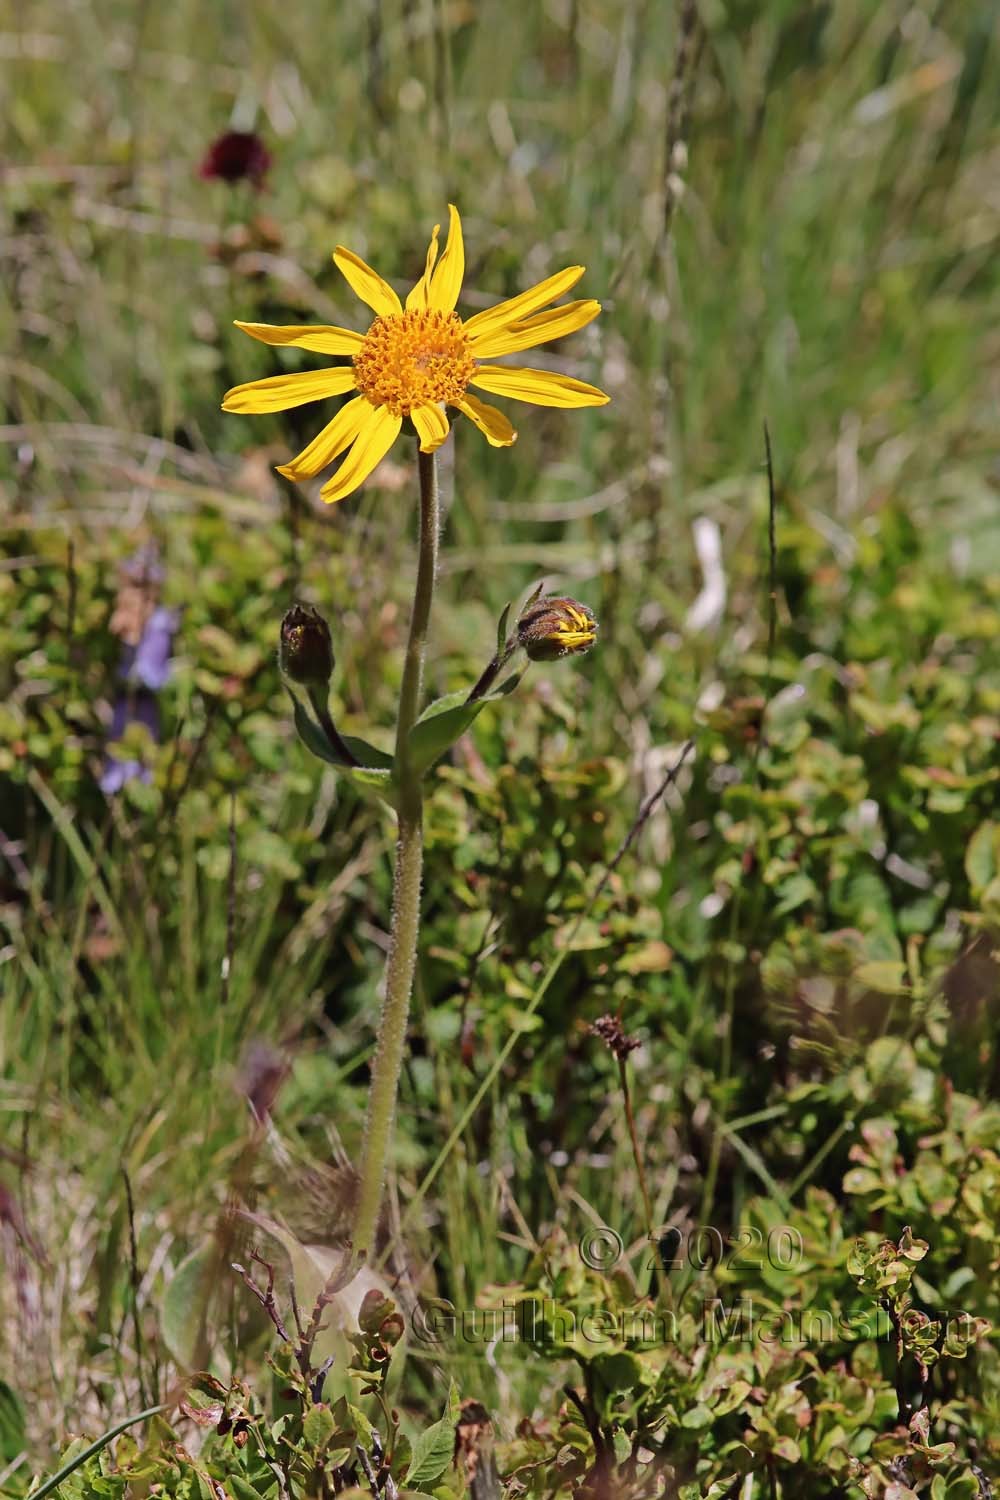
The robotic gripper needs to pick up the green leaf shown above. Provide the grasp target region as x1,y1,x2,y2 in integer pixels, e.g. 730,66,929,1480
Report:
712,1379,752,1417
161,1242,215,1369
941,1478,980,1499
390,1433,413,1480
0,1382,26,1463
772,873,818,917
680,1402,713,1430
292,699,339,763
966,821,1000,898
406,1412,456,1488
855,960,909,995
344,765,395,805
348,1404,377,1456
843,1167,884,1195
302,1405,337,1450
496,600,513,653
291,697,391,771
407,675,523,777
592,1353,645,1394
228,1479,264,1500
522,578,546,613
341,737,393,771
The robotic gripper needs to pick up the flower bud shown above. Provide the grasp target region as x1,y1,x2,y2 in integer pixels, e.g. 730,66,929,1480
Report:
279,603,334,687
516,595,598,661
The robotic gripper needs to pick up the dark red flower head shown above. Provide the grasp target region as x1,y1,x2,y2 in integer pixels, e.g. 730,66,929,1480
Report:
199,130,271,188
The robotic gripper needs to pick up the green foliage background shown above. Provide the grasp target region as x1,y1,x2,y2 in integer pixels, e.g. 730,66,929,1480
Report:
2,0,999,1495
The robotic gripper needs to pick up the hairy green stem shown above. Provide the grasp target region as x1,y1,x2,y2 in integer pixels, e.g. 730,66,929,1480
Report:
353,447,438,1260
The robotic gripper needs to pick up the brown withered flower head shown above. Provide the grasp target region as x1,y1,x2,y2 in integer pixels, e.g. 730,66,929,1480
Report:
279,603,334,688
517,594,598,661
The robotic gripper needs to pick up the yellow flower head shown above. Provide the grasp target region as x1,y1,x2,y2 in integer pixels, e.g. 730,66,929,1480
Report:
222,206,609,504
517,595,598,660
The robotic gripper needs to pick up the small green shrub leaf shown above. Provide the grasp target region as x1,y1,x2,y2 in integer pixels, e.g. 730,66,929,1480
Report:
406,1412,456,1488
302,1404,337,1449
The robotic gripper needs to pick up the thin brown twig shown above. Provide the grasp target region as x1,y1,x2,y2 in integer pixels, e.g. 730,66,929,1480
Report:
231,1250,291,1343
297,1251,355,1371
591,738,696,916
618,1053,654,1236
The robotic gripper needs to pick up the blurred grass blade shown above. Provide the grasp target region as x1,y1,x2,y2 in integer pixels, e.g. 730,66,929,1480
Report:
26,768,122,938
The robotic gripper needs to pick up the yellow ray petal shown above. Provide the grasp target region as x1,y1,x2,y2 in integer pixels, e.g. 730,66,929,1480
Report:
462,266,585,342
276,395,370,481
234,320,364,355
468,299,601,358
405,223,441,311
333,246,402,318
427,204,465,314
319,405,402,505
411,403,451,453
470,365,610,409
222,366,357,414
455,393,517,448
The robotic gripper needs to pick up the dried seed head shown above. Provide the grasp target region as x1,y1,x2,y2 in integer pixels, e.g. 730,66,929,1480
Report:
590,1013,640,1063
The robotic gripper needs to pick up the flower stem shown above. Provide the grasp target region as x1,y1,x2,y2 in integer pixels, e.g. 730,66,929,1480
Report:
306,688,361,768
353,447,439,1261
465,639,517,704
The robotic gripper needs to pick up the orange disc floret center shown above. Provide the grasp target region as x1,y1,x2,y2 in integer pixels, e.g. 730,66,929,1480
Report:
353,309,475,417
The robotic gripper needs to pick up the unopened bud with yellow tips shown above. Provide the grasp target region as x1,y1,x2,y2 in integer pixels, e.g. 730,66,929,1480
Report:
517,595,598,661
279,602,334,688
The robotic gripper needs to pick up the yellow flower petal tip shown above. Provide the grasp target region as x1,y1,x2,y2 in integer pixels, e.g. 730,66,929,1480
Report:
225,211,606,504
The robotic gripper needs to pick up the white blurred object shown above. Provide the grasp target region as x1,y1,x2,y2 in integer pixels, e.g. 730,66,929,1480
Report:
685,516,727,633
